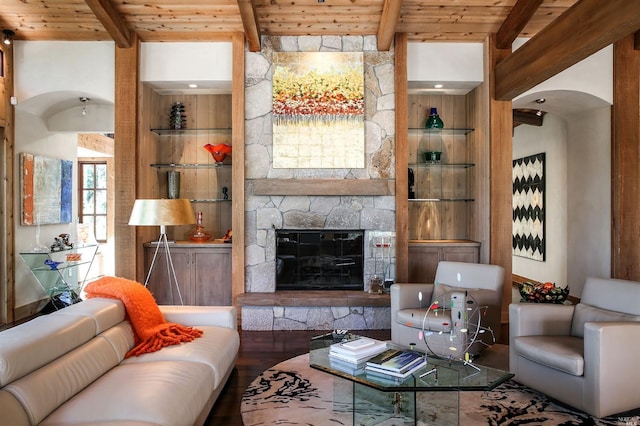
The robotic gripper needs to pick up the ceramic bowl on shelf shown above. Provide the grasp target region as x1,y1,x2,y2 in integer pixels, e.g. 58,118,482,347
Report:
203,143,232,163
423,151,442,163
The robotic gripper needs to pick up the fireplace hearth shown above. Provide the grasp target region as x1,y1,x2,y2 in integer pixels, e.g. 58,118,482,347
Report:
275,230,364,291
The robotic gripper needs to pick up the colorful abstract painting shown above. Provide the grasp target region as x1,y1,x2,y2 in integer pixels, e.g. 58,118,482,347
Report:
272,52,364,168
20,152,73,225
512,153,545,261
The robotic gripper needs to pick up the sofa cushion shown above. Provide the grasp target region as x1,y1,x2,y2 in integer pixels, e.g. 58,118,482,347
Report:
55,298,126,334
0,390,30,426
570,303,640,338
513,335,585,376
122,325,239,388
40,360,215,426
4,337,120,425
0,315,96,386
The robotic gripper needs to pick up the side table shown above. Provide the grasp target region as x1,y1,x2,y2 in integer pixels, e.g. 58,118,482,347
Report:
20,244,98,311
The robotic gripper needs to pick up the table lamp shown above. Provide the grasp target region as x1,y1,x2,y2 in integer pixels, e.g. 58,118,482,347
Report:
128,198,195,305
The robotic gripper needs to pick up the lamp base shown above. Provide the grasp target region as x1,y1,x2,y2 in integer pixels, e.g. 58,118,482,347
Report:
144,233,184,305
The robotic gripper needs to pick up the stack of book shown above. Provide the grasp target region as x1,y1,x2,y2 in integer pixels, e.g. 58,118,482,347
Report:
328,336,388,365
364,349,427,379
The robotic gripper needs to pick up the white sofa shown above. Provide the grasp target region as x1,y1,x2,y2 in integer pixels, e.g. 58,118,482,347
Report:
0,298,240,425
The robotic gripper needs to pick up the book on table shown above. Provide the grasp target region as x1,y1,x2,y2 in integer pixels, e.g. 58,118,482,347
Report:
365,349,425,373
328,337,387,364
365,358,427,379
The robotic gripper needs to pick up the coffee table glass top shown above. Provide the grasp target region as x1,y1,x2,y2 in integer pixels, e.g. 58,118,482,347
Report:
309,333,513,392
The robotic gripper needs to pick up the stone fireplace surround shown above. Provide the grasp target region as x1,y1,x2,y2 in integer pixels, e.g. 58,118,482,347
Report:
240,35,395,331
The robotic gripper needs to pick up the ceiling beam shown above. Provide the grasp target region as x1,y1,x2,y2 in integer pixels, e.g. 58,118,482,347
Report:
237,0,261,52
495,0,640,101
513,109,543,127
377,0,403,51
495,0,543,49
84,0,131,48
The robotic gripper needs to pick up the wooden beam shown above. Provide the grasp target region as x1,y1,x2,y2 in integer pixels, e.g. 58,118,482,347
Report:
495,0,640,100
635,30,640,51
231,32,246,305
84,0,132,48
487,35,513,324
377,0,403,52
395,32,409,283
114,33,139,279
611,34,640,280
1,41,16,324
495,0,543,49
513,109,543,127
251,179,395,196
237,0,261,52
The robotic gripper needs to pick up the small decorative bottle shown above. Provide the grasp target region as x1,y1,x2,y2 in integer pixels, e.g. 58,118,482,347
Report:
425,107,444,129
187,212,211,242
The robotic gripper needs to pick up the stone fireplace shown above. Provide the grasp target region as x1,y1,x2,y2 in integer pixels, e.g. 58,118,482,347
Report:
240,35,395,330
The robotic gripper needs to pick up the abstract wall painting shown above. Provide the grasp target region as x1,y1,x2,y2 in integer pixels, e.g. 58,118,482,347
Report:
272,52,365,168
513,153,545,261
20,152,73,226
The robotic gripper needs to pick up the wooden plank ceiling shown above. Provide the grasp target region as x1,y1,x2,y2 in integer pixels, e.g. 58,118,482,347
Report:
0,0,580,50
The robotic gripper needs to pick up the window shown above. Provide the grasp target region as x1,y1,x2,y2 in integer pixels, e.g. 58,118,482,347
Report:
79,162,108,242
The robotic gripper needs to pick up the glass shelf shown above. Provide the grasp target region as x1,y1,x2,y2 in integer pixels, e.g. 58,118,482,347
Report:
150,163,231,169
409,163,475,168
190,198,232,203
409,198,475,202
151,128,231,136
409,128,474,135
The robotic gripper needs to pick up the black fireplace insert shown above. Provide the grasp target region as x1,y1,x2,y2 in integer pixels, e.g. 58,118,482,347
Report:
275,229,364,291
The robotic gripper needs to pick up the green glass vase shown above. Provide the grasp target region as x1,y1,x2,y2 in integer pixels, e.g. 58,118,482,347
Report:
425,107,444,129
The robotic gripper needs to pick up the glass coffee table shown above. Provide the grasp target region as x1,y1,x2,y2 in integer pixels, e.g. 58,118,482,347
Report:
310,333,513,425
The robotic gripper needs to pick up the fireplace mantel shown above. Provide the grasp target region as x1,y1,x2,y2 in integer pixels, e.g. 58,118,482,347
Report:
237,290,390,307
251,178,395,196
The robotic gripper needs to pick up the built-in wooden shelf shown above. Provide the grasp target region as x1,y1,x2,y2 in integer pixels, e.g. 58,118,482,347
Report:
237,290,390,307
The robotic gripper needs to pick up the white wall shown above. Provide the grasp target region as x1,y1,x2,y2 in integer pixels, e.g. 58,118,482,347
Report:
566,107,611,297
513,114,568,287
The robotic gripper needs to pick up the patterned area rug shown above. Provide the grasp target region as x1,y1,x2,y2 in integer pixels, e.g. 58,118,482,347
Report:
241,354,637,425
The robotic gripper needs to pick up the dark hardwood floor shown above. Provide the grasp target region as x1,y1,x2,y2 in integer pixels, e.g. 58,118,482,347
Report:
204,329,391,425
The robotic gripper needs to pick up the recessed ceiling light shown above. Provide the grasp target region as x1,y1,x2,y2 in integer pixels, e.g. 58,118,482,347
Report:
434,84,444,89
535,98,546,104
188,84,198,88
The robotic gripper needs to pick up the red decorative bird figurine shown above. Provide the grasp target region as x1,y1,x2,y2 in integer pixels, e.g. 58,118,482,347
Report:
203,143,232,163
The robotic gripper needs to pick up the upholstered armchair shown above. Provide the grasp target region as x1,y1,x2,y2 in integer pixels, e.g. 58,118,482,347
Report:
391,261,504,357
509,277,640,418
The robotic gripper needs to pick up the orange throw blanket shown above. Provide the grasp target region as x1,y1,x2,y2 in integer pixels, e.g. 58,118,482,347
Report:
84,276,203,358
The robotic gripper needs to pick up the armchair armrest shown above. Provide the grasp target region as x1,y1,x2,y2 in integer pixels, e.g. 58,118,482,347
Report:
584,321,640,417
509,303,575,342
391,283,434,312
159,305,237,329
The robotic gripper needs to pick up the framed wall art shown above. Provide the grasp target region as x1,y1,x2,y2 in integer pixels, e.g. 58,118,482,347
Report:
272,51,365,169
20,152,73,226
512,152,545,261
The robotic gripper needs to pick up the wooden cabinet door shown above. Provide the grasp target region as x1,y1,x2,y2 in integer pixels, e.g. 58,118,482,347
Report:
408,245,441,283
442,246,479,263
144,246,192,305
192,248,232,305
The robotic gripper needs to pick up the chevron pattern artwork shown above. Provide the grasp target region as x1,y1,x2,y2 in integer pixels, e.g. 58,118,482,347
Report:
512,153,545,261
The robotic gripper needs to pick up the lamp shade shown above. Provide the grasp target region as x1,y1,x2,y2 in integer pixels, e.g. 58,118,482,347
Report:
128,199,195,226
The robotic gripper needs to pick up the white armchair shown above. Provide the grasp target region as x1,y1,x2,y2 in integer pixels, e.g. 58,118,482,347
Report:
509,277,640,418
391,261,504,357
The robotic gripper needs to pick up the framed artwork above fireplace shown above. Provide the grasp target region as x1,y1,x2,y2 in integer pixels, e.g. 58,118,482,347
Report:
272,52,365,169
